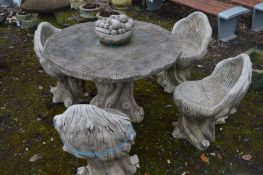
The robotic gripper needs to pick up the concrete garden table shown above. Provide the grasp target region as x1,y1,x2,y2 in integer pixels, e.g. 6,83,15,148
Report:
44,21,181,123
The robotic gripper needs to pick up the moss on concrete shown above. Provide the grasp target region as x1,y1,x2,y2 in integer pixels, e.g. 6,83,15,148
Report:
0,7,262,175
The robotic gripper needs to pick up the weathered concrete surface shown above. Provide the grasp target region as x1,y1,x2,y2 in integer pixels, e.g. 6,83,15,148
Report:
90,81,144,123
54,104,139,175
43,21,181,122
44,21,181,82
34,22,88,108
0,8,263,175
173,54,252,150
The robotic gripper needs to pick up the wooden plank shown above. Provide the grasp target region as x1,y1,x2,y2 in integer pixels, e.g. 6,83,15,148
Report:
172,0,235,15
201,0,234,9
230,0,263,8
172,0,221,15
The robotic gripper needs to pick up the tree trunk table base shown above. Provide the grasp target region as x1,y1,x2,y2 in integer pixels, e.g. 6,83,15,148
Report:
50,76,89,108
90,81,144,123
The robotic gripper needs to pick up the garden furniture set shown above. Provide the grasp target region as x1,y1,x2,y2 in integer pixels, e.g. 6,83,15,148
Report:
158,12,252,150
42,21,181,123
34,11,252,174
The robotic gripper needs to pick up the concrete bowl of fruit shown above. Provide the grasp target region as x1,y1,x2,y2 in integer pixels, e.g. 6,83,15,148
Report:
95,14,134,46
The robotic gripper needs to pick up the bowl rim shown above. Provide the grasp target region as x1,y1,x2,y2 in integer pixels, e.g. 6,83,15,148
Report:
79,3,100,11
95,28,134,36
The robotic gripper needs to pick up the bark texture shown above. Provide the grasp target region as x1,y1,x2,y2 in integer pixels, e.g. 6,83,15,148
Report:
90,81,144,123
34,22,88,108
54,105,139,175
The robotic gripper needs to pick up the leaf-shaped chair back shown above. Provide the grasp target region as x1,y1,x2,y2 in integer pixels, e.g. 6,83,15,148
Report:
172,11,212,58
207,54,252,116
34,22,61,75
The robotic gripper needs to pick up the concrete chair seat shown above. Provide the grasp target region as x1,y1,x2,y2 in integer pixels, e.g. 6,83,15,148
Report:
175,81,227,114
172,54,252,150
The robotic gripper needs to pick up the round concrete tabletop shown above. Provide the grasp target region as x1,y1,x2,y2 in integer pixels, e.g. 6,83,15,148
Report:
44,21,181,82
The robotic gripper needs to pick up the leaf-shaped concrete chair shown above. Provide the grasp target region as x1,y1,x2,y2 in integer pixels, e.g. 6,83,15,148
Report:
54,104,139,175
158,11,212,93
34,22,88,108
172,54,252,150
